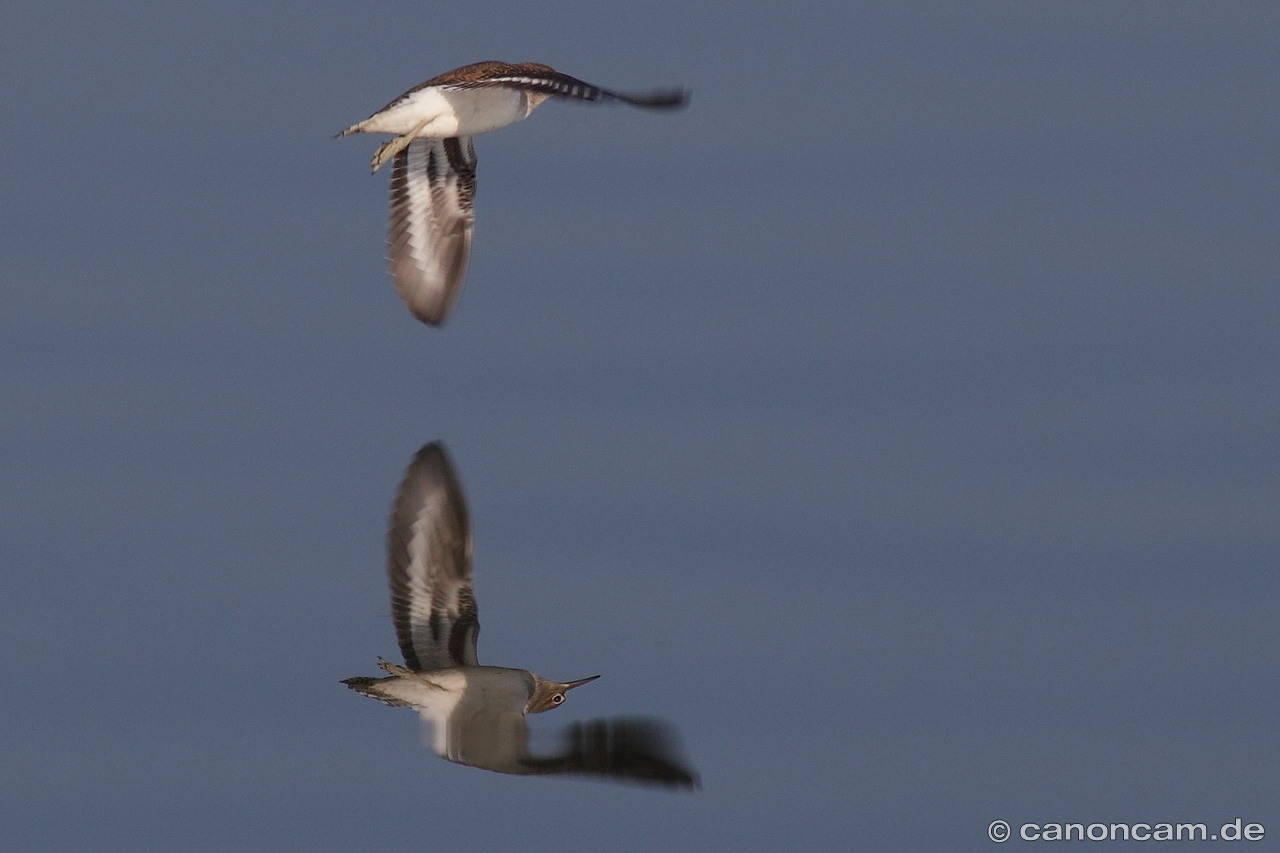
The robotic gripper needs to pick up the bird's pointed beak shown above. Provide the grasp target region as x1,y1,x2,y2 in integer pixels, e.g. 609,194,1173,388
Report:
563,675,601,691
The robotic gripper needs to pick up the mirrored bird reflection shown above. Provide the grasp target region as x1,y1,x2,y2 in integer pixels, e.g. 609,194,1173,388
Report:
343,442,698,789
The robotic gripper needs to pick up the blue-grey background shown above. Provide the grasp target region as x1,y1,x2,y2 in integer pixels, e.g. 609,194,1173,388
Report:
2,2,1276,850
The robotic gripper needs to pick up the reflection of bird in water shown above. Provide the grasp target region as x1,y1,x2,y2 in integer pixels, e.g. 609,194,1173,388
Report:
343,442,698,788
338,61,689,325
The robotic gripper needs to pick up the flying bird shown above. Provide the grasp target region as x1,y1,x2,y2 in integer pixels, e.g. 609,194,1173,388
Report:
338,61,688,325
343,442,698,788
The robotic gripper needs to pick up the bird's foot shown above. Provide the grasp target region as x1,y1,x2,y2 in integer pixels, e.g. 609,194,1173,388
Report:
376,657,446,689
377,657,414,676
369,119,431,173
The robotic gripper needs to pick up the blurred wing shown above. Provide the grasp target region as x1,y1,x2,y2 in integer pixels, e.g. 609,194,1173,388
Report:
387,442,479,670
387,137,476,325
519,717,699,789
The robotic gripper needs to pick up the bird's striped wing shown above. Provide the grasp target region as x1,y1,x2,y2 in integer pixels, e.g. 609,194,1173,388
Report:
387,138,476,326
387,442,479,671
518,717,699,789
432,61,688,109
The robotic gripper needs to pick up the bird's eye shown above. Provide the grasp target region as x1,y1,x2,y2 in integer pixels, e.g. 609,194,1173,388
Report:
552,693,564,704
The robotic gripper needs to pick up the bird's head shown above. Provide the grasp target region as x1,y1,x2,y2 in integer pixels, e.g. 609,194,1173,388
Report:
526,674,600,713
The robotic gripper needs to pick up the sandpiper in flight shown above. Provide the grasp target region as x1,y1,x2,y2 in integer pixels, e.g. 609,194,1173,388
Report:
338,61,688,325
343,442,698,787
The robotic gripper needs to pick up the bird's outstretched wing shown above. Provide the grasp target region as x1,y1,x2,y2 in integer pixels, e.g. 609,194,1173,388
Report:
387,442,479,670
423,61,689,109
519,717,700,789
441,694,699,789
387,138,476,325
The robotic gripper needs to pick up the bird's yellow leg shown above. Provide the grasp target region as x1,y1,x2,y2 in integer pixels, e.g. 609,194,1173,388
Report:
377,657,414,676
370,119,431,173
377,657,445,689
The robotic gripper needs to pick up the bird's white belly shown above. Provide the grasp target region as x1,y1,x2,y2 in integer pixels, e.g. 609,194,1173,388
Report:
362,87,529,137
388,667,532,757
